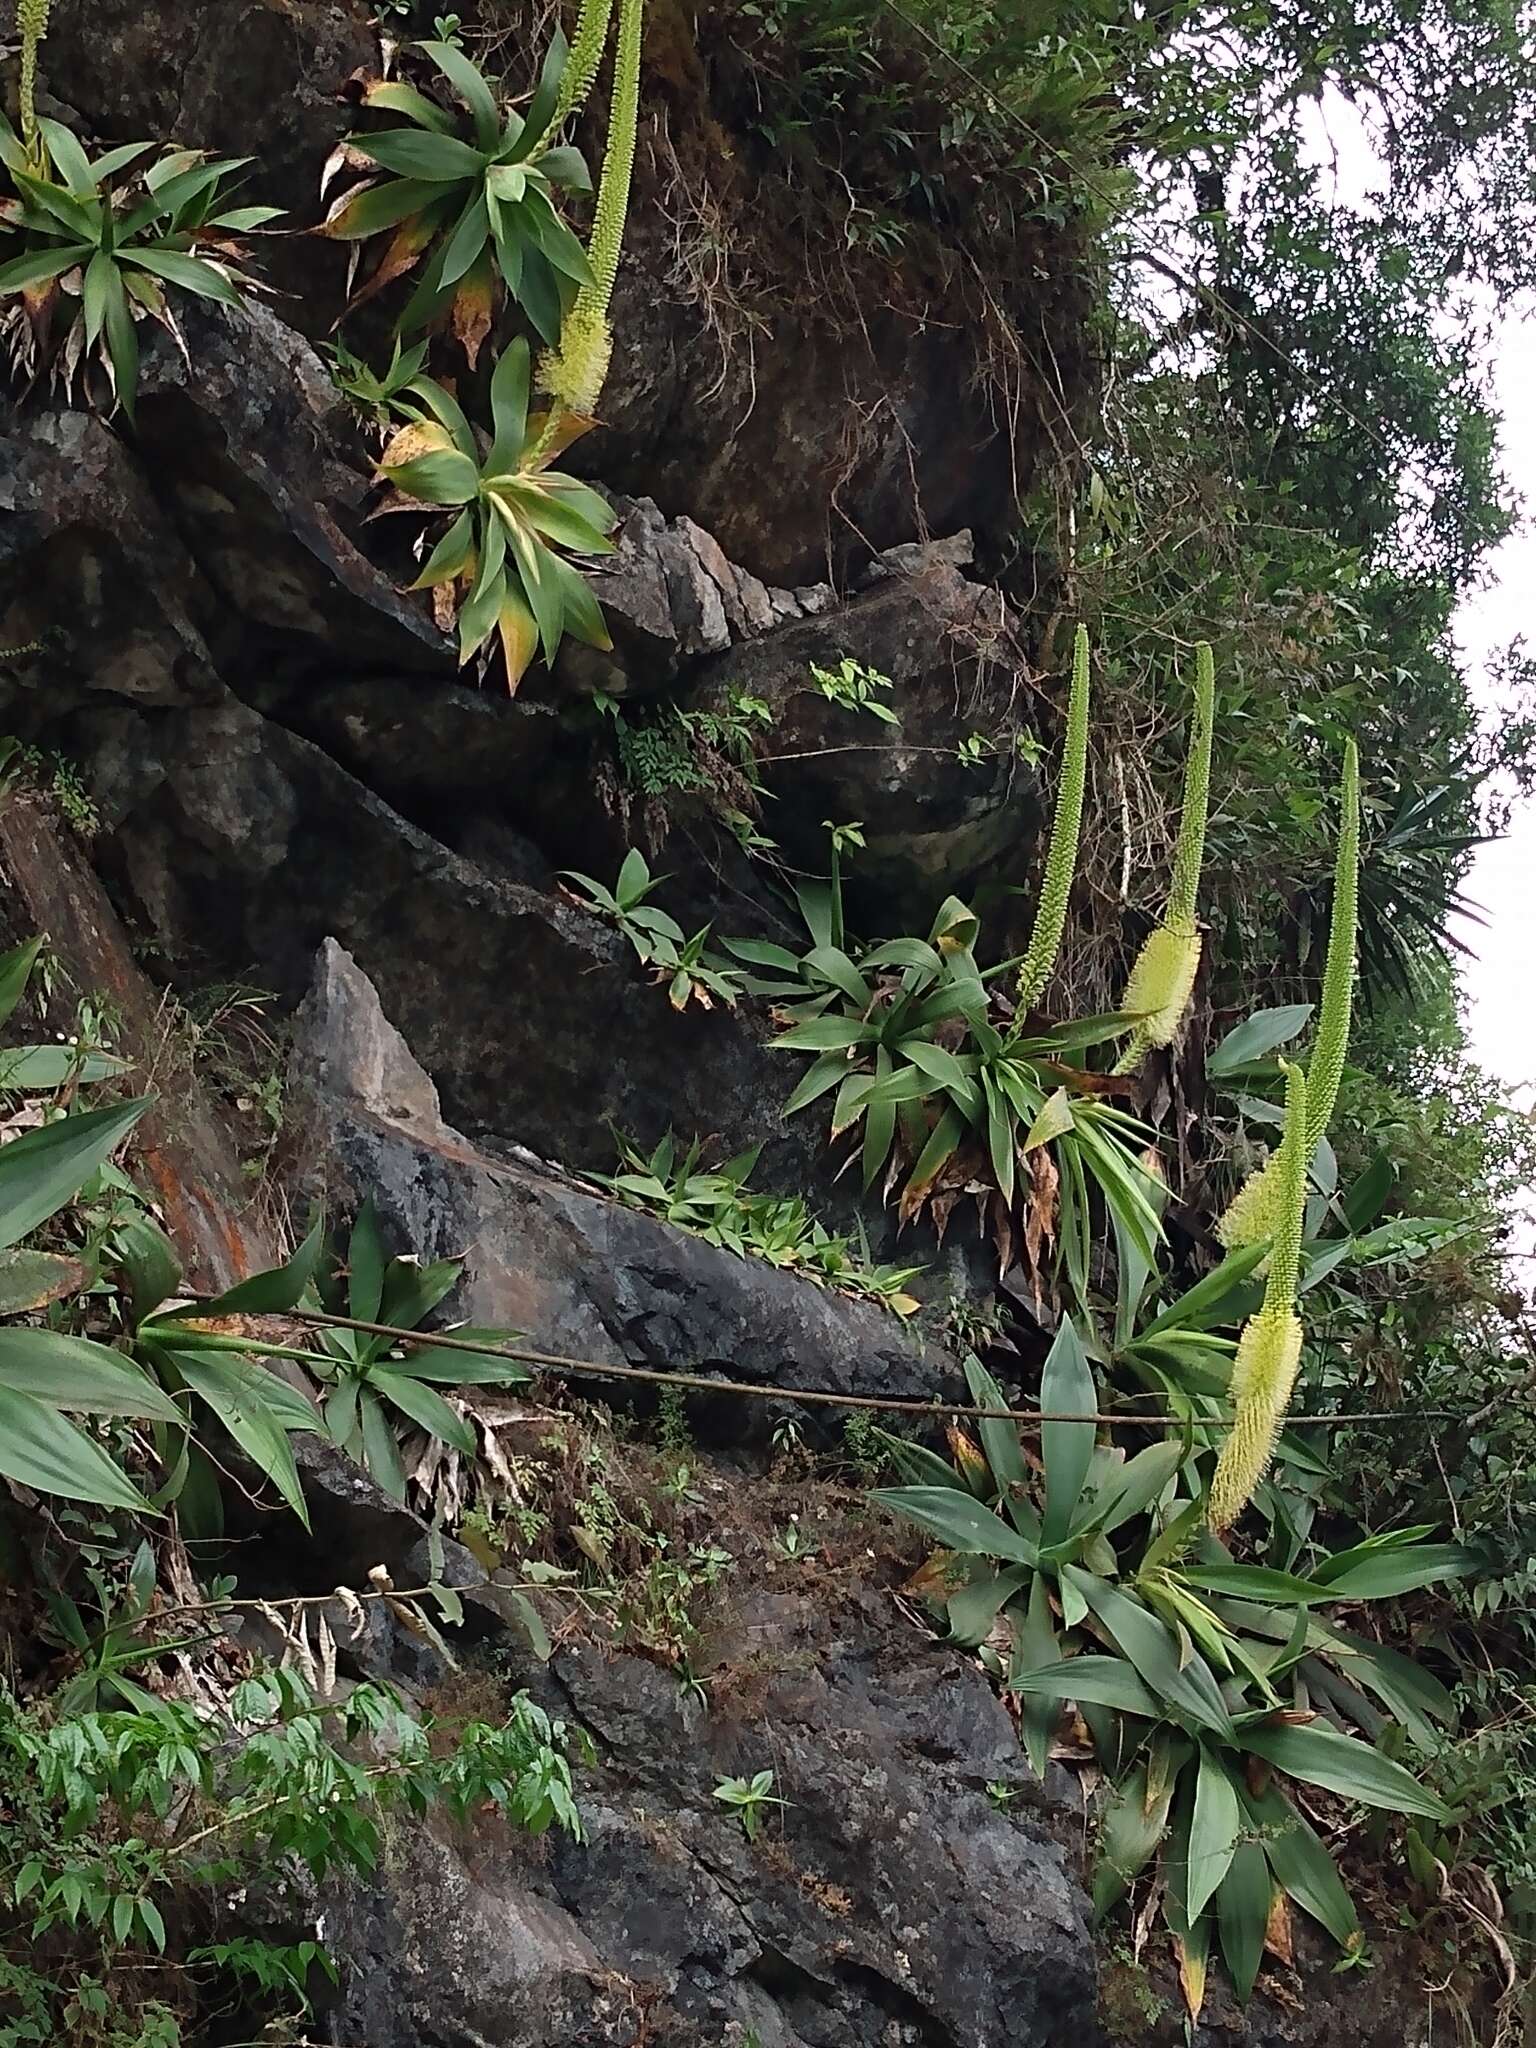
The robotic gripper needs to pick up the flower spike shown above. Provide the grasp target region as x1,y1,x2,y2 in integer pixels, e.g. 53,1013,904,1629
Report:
1016,623,1091,1015
1208,1058,1308,1531
1216,738,1359,1250
539,0,643,420
1114,641,1215,1071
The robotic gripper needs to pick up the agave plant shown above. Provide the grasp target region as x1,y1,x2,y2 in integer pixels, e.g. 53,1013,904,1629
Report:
874,1336,1467,2010
320,36,593,355
376,338,617,686
0,120,279,416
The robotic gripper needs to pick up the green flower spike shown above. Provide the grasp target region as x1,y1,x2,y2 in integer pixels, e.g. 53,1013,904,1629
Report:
1208,1058,1308,1532
549,0,618,135
539,0,643,420
17,0,50,157
1016,623,1091,1015
1114,640,1215,1072
1216,737,1359,1250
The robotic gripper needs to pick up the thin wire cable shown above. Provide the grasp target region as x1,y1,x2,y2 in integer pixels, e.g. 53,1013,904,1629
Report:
187,1298,1470,1431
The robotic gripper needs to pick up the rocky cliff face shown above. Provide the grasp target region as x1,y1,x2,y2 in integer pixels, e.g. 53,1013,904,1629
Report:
0,5,1455,2043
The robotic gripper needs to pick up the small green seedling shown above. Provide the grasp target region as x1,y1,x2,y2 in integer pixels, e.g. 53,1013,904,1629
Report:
713,1768,785,1842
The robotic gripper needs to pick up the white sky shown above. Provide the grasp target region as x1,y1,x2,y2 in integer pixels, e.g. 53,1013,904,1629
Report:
1296,92,1535,1114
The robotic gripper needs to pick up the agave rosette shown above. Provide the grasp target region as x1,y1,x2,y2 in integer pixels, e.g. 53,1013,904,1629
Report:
320,36,592,356
0,117,278,415
377,337,616,688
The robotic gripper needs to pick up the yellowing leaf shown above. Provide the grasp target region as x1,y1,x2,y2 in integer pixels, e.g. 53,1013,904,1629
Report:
1175,1932,1206,2022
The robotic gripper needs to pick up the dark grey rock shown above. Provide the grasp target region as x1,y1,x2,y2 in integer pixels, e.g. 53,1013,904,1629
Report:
693,554,1042,930
321,1575,1096,2048
286,938,954,1436
70,693,825,1184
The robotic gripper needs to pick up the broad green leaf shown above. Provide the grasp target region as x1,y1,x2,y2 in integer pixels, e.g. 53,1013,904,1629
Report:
370,1368,475,1455
0,1247,87,1314
870,1427,961,1488
1011,1568,1059,1779
1093,1760,1176,1917
1067,1568,1233,1736
946,1563,1032,1646
0,1045,124,1088
185,1211,326,1315
0,1384,150,1510
0,937,41,1027
122,249,239,303
384,1330,530,1384
963,1350,1039,1540
1207,1004,1314,1078
101,252,140,416
1186,1748,1241,1921
1313,1542,1472,1601
358,1383,407,1500
1140,1243,1268,1336
351,128,487,182
422,38,503,150
871,1485,1039,1565
410,507,476,590
381,1254,462,1331
0,244,92,292
1330,1630,1454,1748
361,79,457,133
898,1038,972,1091
488,334,531,473
1008,1653,1159,1718
437,189,490,286
347,1198,387,1324
0,1327,184,1424
111,1214,182,1326
771,1015,870,1052
383,444,480,506
1241,1779,1359,1947
1217,1839,1271,2002
1023,1085,1076,1148
499,1586,551,1661
1088,1439,1186,1538
1040,1320,1097,1546
1238,1720,1448,1818
173,1352,312,1527
322,175,443,239
0,1095,150,1250
1178,1563,1326,1604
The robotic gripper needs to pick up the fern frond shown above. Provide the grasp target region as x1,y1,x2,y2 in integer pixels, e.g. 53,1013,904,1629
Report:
1208,1058,1308,1531
1016,623,1090,1014
538,0,643,419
